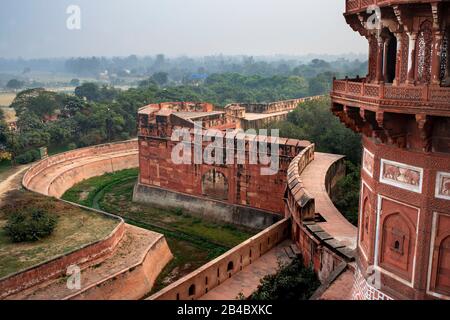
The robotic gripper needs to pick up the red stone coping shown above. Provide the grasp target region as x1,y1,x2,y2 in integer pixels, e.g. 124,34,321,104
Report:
0,209,125,300
224,95,325,113
148,218,290,300
286,144,316,223
139,102,214,115
285,145,356,261
22,139,138,189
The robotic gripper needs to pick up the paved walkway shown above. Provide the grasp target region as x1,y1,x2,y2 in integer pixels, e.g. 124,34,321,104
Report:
200,240,294,300
300,152,357,249
316,268,354,300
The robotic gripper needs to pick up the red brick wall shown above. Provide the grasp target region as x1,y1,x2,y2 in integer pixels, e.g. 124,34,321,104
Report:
148,218,290,300
138,135,308,214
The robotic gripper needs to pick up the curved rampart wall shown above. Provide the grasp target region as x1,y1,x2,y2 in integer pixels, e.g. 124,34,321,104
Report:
67,234,173,300
3,139,172,300
285,145,355,282
23,140,138,197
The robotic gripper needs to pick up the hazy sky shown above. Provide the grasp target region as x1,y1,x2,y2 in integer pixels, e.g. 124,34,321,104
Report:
0,0,367,59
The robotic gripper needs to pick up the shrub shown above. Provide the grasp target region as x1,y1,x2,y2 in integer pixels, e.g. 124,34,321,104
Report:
67,143,77,150
174,208,183,216
15,149,40,164
250,257,320,300
4,209,57,243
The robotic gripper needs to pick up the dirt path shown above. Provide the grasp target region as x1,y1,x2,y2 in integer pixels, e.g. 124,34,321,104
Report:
0,165,30,203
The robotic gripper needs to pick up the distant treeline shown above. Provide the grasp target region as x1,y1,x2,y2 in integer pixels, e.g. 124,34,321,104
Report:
0,55,367,84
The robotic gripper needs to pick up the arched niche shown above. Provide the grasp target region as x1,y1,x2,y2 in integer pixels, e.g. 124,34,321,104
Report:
201,168,229,201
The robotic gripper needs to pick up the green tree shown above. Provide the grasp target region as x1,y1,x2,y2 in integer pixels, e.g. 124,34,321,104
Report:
75,82,101,101
332,161,361,226
6,79,24,90
151,72,169,86
70,78,80,86
269,97,362,164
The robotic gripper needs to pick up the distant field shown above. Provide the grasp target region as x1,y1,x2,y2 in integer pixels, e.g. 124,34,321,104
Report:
0,93,16,107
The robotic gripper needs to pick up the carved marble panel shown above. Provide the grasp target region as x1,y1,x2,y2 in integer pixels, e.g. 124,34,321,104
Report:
380,159,423,193
435,172,450,200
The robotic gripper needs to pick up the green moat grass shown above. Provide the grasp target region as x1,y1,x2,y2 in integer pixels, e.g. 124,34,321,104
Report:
62,169,256,292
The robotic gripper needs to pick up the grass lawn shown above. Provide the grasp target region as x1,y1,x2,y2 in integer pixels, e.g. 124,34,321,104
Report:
0,190,119,279
62,169,256,291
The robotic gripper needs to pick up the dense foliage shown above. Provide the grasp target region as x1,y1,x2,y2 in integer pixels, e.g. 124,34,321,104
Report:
268,97,362,164
4,208,57,243
332,161,361,226
250,258,320,300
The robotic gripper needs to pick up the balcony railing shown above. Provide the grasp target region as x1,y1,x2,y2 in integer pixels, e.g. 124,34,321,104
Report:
332,78,450,112
345,0,445,14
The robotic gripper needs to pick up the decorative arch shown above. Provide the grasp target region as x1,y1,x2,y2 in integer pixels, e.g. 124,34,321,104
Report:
201,168,229,201
379,211,415,279
415,20,433,84
436,236,450,293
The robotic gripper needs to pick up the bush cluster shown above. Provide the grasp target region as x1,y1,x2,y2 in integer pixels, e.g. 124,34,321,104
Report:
15,149,40,164
250,257,320,300
4,209,57,243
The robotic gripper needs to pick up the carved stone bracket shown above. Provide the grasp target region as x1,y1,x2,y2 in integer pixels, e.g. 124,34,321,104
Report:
415,114,433,152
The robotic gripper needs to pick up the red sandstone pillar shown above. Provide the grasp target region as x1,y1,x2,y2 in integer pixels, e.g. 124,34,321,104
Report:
431,31,443,85
383,38,390,82
406,32,417,84
376,36,384,84
393,32,403,85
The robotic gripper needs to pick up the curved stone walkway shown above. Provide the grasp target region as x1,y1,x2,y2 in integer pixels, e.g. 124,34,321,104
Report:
300,152,357,249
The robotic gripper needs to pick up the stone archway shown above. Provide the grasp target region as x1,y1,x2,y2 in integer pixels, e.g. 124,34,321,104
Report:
437,236,450,293
201,168,229,201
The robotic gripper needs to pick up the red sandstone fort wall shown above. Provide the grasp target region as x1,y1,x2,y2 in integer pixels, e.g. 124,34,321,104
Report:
138,134,308,214
68,235,172,300
148,218,290,300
